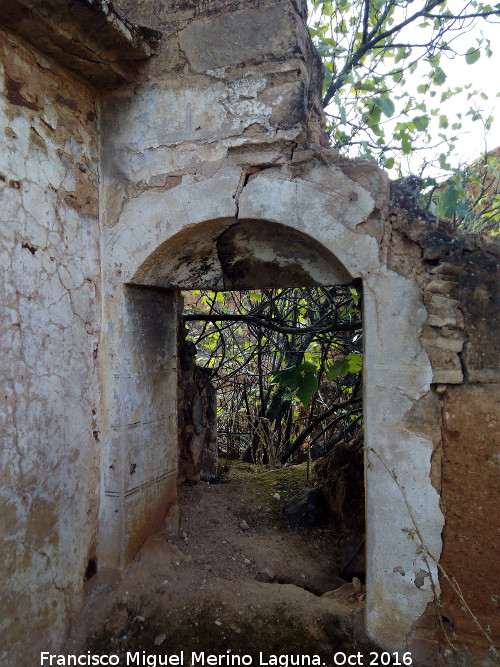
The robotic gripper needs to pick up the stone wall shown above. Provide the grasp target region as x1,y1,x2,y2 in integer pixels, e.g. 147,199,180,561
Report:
0,28,101,663
0,0,499,664
177,331,218,484
388,211,500,663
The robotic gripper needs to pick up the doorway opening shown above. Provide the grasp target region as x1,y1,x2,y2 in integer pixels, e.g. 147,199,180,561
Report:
97,174,443,652
179,284,366,587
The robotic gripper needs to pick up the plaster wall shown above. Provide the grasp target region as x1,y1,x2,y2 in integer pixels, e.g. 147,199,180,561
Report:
0,29,101,662
0,0,498,663
100,153,444,652
94,0,445,653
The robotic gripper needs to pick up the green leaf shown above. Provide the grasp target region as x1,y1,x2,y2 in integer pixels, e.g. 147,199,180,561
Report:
296,372,318,407
271,366,302,390
465,48,480,65
300,360,318,373
327,359,350,380
350,287,360,305
374,96,395,118
394,47,407,64
432,67,447,85
438,153,452,170
412,115,430,132
401,134,412,155
439,187,460,218
346,352,363,373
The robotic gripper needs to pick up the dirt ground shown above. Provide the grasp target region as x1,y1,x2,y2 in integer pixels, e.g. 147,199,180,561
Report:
65,463,382,665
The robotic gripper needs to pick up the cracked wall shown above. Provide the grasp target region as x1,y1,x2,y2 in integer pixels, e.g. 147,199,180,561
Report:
387,211,500,663
1,0,498,663
0,29,101,664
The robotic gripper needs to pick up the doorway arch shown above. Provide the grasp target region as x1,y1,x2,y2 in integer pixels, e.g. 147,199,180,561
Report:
99,169,443,651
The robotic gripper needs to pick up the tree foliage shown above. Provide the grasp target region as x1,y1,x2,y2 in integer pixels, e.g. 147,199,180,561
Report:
422,147,500,232
182,2,500,472
184,288,363,466
310,0,499,169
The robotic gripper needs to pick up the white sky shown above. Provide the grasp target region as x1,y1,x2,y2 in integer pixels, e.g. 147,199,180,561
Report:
405,16,500,171
309,1,500,175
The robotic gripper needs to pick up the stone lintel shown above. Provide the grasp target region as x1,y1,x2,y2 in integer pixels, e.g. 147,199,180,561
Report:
0,0,161,86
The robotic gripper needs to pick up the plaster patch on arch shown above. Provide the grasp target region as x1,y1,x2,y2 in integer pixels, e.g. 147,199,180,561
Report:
238,172,381,277
362,272,442,649
101,172,242,288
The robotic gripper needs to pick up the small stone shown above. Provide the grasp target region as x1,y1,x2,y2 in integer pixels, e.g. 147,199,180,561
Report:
273,493,281,501
244,558,251,564
134,615,145,623
214,620,222,626
283,488,322,528
239,520,250,531
154,633,166,646
352,577,362,593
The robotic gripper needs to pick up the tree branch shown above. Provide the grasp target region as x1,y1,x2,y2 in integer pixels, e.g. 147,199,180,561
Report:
184,312,361,335
280,396,362,463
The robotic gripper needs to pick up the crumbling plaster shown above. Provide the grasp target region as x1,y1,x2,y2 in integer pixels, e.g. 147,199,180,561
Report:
0,28,101,663
100,151,443,651
1,0,498,663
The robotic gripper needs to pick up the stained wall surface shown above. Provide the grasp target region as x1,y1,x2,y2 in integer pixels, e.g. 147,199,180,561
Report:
0,29,101,662
0,0,499,665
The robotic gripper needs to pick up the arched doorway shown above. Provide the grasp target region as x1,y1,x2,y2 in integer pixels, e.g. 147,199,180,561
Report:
98,171,443,650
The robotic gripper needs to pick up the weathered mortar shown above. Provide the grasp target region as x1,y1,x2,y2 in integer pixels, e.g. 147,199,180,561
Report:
0,28,101,663
100,0,325,230
387,209,500,663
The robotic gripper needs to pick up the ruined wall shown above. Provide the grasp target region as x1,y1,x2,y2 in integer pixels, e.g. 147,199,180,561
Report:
177,332,218,484
0,0,498,663
0,29,101,663
100,0,324,229
388,212,500,664
97,0,328,571
97,0,449,652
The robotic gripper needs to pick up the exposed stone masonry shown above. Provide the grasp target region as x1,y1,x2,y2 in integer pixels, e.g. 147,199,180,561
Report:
0,0,499,664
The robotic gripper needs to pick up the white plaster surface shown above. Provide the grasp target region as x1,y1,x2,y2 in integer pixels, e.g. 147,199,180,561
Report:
0,31,101,664
1,4,448,658
238,173,381,277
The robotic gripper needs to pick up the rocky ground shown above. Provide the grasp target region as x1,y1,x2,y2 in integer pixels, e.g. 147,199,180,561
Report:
65,463,384,665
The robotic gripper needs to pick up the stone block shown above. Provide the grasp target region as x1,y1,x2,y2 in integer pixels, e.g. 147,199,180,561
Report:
179,6,295,72
426,312,464,328
432,369,464,384
424,344,463,384
421,336,465,353
425,279,457,294
426,293,460,312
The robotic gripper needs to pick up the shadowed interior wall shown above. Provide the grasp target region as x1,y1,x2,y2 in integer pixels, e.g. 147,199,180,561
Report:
99,285,179,568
